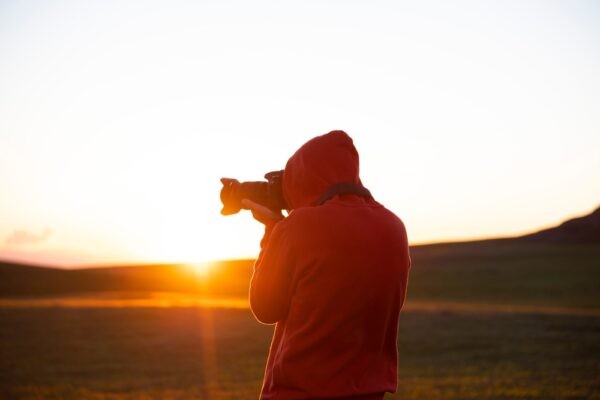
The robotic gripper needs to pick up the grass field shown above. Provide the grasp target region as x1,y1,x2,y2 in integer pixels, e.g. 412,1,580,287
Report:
1,242,599,399
408,243,600,309
1,307,599,400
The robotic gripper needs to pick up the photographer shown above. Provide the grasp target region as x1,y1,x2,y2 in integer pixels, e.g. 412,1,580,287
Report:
242,130,410,400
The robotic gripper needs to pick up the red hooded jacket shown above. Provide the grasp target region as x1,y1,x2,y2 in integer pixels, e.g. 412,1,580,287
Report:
250,130,411,400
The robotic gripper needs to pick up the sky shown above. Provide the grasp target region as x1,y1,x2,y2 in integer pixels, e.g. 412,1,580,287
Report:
1,0,599,267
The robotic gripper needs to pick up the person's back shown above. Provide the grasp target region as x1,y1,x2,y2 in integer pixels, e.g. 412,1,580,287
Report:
248,130,411,400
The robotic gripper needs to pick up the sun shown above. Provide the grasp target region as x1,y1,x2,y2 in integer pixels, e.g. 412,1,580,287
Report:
185,262,215,277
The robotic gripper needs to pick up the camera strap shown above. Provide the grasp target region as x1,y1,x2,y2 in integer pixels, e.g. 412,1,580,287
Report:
315,182,373,206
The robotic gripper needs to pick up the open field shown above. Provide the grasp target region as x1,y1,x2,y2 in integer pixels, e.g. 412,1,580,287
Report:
1,306,599,400
1,240,599,399
408,242,600,309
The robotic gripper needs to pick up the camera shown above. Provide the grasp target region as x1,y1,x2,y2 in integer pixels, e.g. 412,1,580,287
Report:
220,170,288,215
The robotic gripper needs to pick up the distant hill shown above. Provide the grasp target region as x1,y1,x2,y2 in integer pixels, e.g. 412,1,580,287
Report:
1,205,598,300
413,204,600,251
517,206,600,244
0,260,254,298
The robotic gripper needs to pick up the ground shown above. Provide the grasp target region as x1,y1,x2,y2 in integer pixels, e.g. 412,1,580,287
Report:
1,243,599,399
1,305,599,400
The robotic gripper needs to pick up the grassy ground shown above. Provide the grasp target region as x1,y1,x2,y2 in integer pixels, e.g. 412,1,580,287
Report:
1,242,599,399
1,306,599,400
0,308,270,400
408,243,600,308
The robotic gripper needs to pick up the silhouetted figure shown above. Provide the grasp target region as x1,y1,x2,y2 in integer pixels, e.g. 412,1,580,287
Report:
244,130,411,400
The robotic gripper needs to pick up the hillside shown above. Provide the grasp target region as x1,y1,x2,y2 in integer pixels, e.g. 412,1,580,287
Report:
414,204,600,249
0,260,254,298
1,206,599,307
518,206,600,244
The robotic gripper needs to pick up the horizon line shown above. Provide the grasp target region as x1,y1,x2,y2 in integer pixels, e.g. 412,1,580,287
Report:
1,203,597,269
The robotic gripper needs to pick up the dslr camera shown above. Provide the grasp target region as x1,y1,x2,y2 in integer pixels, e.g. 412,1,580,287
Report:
220,170,288,216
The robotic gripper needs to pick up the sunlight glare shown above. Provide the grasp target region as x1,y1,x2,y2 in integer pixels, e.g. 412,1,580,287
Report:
185,262,215,277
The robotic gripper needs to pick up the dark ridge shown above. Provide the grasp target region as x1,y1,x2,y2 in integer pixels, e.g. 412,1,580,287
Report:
1,205,598,297
517,206,600,244
0,259,255,297
412,204,600,251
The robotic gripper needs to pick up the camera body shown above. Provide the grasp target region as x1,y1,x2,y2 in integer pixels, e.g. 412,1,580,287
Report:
220,170,288,215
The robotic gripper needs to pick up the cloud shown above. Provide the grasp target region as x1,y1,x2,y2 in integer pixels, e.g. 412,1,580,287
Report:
5,228,52,246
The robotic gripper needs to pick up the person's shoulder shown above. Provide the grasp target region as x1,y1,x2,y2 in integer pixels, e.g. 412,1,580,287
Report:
370,202,408,228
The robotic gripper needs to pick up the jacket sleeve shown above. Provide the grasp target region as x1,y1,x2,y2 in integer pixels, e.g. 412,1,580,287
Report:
249,221,296,324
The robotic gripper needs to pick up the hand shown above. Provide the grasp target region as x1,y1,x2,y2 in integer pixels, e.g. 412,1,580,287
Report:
241,199,284,226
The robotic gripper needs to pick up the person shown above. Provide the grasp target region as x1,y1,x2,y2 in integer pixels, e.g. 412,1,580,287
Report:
243,130,411,400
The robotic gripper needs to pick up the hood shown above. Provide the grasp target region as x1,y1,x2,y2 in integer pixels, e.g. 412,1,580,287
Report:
283,130,361,209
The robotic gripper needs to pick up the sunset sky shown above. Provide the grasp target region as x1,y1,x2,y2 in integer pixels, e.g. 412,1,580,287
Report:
1,1,599,267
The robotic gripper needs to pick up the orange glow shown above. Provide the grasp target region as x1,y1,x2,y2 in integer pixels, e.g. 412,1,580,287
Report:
0,293,249,309
185,262,215,277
